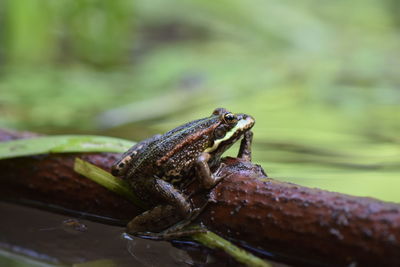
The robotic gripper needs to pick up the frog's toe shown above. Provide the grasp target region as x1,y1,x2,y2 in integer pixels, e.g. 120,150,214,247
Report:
135,227,207,240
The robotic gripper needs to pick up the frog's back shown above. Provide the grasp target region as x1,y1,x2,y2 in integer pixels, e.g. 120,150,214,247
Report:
111,134,161,178
125,116,218,181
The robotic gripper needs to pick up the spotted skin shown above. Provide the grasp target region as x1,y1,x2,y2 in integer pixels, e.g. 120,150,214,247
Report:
112,108,255,237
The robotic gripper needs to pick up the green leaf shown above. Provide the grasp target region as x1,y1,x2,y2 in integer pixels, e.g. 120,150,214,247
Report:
0,135,134,160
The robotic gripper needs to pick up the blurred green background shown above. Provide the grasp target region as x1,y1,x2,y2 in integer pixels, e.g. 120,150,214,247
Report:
0,0,400,202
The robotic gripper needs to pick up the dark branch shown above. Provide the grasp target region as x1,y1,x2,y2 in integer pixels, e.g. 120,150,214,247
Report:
1,129,399,266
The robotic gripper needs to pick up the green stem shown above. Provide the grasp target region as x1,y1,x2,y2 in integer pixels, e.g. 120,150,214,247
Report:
73,158,144,208
192,231,271,267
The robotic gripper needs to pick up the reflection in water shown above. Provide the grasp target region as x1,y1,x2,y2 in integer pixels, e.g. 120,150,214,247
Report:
123,233,194,266
0,202,249,267
38,218,88,233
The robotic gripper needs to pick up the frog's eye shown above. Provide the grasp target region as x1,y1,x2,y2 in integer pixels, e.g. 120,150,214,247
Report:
223,113,237,124
213,108,228,115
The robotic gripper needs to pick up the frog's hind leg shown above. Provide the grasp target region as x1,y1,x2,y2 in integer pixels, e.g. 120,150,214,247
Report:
151,200,210,239
132,200,210,240
153,178,192,216
127,178,191,235
127,205,179,233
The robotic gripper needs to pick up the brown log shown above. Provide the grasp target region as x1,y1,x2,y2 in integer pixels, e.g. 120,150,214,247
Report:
0,129,140,223
1,129,400,266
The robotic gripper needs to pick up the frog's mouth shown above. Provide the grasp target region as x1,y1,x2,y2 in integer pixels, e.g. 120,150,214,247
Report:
205,114,255,154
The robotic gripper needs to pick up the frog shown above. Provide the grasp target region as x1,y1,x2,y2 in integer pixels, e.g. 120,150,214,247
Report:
111,108,255,236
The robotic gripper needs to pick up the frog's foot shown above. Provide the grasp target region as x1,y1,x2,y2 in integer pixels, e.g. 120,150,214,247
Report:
136,225,207,240
132,200,210,240
127,205,179,234
187,163,226,200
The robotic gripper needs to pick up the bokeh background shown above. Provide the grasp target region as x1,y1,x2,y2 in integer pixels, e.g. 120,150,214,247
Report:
1,0,400,202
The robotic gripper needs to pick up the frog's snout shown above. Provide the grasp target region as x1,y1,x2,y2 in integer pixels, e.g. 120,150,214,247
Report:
239,114,255,129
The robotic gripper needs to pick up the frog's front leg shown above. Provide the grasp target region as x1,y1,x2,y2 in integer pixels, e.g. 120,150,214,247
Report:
195,152,223,189
238,130,253,161
127,178,191,234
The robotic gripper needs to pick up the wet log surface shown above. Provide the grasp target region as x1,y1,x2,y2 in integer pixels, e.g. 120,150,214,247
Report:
1,129,400,266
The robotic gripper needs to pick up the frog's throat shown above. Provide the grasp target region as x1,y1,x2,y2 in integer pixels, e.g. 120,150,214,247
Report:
204,117,253,153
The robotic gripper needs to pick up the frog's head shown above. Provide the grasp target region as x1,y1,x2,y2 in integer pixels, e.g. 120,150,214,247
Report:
205,108,255,157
